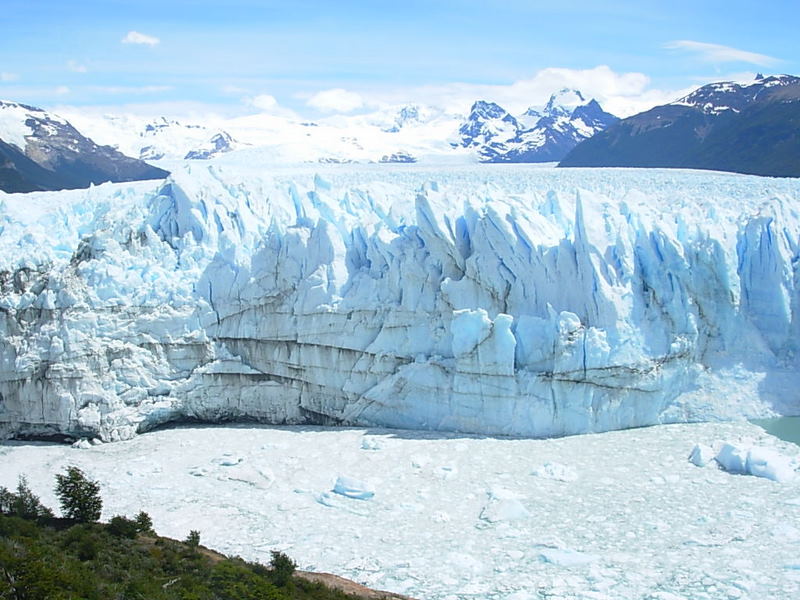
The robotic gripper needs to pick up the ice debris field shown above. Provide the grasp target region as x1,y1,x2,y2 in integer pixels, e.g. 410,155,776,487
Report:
1,164,799,441
2,421,800,600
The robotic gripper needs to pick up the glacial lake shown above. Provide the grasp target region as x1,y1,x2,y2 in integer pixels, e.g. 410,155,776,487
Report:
751,416,800,446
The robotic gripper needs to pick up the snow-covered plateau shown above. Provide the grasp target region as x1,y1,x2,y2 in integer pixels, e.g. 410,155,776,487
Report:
0,163,799,441
2,421,800,599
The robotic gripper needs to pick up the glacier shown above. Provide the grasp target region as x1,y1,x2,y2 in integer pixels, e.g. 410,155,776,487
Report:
0,163,798,441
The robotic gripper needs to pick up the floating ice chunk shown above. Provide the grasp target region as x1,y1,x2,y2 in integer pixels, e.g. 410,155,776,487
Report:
480,498,530,523
532,462,578,482
538,547,599,567
746,447,795,483
716,442,749,474
715,442,796,482
332,476,374,500
688,443,715,467
71,438,91,449
479,487,530,523
213,454,243,467
361,437,383,451
431,511,451,523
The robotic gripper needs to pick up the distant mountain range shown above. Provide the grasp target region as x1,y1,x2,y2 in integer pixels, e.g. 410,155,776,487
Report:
3,74,798,190
0,101,169,193
457,89,619,162
60,89,618,167
560,74,800,177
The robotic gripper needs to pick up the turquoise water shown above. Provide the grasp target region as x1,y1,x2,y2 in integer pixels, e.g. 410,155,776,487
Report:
751,416,800,446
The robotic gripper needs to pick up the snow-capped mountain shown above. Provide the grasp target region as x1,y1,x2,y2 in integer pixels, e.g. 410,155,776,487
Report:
0,101,169,193
58,91,615,167
0,163,797,442
63,114,242,163
457,89,618,162
672,73,800,113
184,131,240,160
560,74,800,176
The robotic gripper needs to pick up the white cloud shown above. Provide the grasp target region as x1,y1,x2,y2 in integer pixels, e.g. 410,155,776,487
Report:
122,31,160,46
67,60,88,73
353,65,689,118
246,94,278,111
241,93,298,118
1,72,19,82
664,40,780,67
55,86,70,95
306,88,364,113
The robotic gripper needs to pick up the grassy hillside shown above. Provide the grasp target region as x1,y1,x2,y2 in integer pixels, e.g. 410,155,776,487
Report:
0,471,404,600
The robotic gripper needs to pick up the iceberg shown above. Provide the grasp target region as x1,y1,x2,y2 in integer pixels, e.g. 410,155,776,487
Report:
0,163,798,441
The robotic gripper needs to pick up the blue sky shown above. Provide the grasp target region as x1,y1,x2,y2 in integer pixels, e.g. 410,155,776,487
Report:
1,0,797,117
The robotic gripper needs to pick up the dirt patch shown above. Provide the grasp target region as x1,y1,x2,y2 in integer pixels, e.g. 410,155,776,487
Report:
297,570,416,600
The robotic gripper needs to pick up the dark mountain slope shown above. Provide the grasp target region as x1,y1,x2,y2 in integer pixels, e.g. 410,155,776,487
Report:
559,75,800,177
0,100,169,193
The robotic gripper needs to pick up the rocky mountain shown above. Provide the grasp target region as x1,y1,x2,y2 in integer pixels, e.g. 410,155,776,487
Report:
456,89,618,162
0,100,169,193
559,74,800,177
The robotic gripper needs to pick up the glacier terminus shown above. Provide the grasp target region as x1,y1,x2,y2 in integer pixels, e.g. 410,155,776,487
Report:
0,163,798,441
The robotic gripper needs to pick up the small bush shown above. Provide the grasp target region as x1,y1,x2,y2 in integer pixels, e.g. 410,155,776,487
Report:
107,515,139,539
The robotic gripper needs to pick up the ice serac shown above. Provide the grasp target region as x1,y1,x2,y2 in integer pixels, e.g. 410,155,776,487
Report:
0,165,798,441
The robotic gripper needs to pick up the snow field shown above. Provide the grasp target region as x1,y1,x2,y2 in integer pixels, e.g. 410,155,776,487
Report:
2,421,799,599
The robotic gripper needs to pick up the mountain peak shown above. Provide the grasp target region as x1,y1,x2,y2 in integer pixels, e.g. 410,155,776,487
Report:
544,89,587,116
468,100,509,120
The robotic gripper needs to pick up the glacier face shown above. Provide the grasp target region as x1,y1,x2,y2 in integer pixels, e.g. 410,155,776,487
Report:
0,163,798,441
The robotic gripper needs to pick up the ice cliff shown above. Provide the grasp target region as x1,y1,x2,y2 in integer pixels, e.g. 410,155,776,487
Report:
0,163,798,441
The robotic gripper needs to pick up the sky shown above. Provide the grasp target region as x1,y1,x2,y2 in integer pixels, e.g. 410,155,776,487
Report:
1,0,797,119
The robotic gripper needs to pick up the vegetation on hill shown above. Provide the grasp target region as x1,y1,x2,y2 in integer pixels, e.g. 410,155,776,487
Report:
0,468,369,600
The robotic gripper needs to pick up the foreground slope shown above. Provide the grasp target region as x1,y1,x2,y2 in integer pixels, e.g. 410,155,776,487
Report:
0,164,798,440
0,100,169,193
559,75,800,177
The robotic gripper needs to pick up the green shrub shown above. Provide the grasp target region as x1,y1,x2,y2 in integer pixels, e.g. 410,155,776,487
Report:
108,515,139,539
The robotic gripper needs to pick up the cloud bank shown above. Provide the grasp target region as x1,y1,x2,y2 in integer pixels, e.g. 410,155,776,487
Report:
664,40,780,67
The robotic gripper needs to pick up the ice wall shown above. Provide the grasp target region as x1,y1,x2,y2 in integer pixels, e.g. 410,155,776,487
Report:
0,164,798,441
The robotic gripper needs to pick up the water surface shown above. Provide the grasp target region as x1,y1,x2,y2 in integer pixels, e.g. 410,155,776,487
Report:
751,416,800,446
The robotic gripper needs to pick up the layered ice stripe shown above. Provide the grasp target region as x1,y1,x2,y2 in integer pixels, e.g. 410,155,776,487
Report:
0,164,798,440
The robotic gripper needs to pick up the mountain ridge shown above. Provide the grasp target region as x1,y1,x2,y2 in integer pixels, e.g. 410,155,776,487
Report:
559,74,800,177
0,100,169,193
